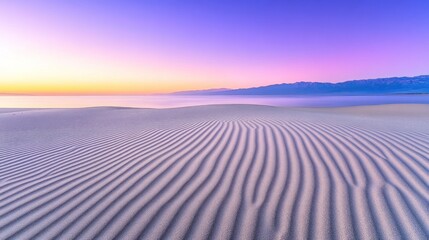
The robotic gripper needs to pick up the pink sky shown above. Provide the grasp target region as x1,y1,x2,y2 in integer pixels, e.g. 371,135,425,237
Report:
0,1,428,94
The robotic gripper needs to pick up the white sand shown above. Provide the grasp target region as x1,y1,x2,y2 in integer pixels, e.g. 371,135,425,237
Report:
0,104,428,239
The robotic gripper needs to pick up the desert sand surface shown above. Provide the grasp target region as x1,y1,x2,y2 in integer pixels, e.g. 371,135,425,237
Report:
0,104,428,240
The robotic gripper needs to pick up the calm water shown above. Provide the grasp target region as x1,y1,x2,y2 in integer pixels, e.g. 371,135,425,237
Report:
1,95,429,108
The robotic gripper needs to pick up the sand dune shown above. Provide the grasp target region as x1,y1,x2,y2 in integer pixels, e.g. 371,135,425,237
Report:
0,104,428,239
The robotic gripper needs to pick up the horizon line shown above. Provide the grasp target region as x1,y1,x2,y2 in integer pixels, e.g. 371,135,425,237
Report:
1,74,428,96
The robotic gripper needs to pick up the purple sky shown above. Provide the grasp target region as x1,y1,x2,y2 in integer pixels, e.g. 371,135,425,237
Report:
1,0,428,94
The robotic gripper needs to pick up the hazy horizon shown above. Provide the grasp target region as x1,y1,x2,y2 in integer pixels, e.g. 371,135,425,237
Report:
1,74,428,96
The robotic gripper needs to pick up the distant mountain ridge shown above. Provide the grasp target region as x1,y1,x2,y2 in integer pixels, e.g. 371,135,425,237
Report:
172,88,231,95
177,75,429,95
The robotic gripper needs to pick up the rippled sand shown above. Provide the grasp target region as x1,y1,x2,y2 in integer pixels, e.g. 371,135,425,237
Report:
1,104,428,239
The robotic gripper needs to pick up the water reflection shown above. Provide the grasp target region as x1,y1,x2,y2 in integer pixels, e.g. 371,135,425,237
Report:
1,95,429,108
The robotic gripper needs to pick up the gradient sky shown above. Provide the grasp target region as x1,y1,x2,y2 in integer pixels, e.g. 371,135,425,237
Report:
1,0,428,94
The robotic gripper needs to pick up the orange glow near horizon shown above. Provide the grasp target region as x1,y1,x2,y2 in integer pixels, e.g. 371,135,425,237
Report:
0,35,222,95
0,29,293,95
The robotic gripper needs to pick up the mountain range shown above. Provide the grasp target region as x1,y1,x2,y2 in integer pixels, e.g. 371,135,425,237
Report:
173,75,429,95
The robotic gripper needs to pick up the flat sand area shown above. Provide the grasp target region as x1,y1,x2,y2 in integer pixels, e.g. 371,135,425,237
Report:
1,104,428,239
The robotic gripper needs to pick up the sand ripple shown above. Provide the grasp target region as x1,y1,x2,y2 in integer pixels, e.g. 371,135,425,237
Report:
0,105,428,239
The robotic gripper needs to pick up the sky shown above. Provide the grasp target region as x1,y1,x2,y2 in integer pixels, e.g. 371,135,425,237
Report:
0,0,428,94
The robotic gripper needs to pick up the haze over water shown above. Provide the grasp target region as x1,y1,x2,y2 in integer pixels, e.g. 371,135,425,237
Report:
1,95,429,108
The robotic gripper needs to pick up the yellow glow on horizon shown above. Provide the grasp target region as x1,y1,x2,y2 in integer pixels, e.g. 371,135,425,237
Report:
0,34,219,95
0,81,209,95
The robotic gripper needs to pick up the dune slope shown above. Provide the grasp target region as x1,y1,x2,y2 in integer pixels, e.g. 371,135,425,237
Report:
0,105,428,240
